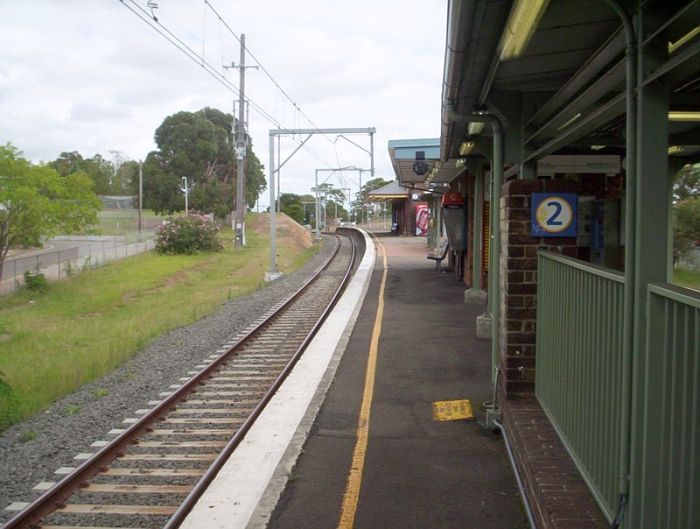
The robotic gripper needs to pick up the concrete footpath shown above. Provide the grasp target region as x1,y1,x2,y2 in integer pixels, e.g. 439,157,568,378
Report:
267,233,527,529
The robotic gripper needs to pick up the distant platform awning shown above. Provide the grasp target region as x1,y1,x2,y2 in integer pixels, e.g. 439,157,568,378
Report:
367,180,408,202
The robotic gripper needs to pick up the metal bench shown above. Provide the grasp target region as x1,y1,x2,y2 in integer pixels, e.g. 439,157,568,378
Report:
427,241,449,271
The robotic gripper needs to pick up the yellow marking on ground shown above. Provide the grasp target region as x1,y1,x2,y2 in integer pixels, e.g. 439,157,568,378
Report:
432,399,474,421
337,235,387,529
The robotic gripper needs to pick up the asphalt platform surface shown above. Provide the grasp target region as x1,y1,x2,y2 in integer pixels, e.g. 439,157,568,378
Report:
268,233,528,529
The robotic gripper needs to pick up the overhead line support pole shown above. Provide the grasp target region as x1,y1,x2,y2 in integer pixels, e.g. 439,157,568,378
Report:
234,34,247,247
266,128,375,279
267,130,280,281
315,169,322,240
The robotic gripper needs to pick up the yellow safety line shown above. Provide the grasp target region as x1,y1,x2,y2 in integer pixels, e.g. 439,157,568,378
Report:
337,235,387,529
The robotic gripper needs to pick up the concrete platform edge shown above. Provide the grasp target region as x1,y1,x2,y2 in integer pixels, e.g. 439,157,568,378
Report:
179,230,375,529
247,229,376,528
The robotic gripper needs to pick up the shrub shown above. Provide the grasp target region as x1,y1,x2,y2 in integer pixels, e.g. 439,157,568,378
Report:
23,271,48,291
155,214,223,255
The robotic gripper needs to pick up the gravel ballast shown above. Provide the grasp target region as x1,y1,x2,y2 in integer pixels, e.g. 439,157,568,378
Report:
0,236,335,524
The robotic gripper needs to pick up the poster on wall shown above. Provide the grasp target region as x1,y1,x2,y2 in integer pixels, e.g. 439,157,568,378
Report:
416,203,428,236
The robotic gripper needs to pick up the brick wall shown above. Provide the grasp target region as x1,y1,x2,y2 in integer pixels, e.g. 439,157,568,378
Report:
498,178,578,396
500,393,609,528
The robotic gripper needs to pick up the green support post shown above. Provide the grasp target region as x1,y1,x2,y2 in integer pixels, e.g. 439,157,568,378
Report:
627,27,670,528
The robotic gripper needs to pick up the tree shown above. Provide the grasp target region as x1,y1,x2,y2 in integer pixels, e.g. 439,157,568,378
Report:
0,144,101,279
145,108,266,216
673,163,700,202
673,198,700,264
278,193,306,224
351,177,392,219
311,182,347,203
358,177,393,201
309,183,351,222
51,151,118,195
112,158,138,196
245,145,266,209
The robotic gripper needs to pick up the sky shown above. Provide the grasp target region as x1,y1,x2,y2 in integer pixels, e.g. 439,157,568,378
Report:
0,0,447,208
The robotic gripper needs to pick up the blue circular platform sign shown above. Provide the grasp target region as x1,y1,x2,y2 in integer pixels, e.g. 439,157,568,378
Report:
531,193,577,237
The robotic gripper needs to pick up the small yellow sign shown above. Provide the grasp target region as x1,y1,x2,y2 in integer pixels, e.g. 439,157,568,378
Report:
432,399,474,421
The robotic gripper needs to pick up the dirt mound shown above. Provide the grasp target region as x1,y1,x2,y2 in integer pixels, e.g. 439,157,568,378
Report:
249,213,313,254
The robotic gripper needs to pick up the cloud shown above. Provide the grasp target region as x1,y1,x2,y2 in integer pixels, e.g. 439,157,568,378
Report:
0,0,447,201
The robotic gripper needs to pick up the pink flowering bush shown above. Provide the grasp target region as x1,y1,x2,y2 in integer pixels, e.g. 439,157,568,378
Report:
155,214,223,255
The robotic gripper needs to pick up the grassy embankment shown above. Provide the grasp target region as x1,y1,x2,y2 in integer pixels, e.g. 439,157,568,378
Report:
0,214,317,430
673,267,700,291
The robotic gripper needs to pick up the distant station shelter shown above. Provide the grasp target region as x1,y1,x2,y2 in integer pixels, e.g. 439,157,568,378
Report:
365,180,408,235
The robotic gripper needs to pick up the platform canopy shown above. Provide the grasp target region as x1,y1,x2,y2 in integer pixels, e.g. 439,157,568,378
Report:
366,180,409,202
441,0,700,171
388,138,441,186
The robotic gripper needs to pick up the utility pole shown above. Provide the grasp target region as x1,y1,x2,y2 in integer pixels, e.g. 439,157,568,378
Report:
138,161,143,232
234,34,247,247
225,34,258,248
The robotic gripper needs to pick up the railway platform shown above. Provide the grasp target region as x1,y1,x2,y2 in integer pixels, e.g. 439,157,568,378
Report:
182,231,528,529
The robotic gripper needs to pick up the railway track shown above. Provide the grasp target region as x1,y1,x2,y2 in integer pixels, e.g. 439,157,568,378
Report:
4,232,358,529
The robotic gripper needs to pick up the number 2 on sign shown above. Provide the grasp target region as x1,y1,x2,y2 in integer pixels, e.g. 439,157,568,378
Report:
546,201,563,226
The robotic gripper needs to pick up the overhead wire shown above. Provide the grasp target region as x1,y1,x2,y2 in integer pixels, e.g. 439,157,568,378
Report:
203,0,336,146
118,0,333,168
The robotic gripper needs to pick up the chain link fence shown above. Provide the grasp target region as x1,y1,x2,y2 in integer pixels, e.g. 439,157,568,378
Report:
678,247,700,271
0,236,156,295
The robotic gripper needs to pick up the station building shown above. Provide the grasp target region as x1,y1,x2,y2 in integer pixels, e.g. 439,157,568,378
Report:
389,1,700,527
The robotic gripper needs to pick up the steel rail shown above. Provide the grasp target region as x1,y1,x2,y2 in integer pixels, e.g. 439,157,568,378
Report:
3,233,353,529
164,232,356,528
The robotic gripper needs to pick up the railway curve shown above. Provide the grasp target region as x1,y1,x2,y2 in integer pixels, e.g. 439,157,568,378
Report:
3,230,360,529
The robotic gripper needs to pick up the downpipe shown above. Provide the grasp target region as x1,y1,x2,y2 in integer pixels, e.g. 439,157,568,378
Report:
603,1,636,527
481,366,536,528
493,417,538,529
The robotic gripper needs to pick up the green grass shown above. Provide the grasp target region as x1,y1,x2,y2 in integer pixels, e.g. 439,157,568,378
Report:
673,267,700,291
0,215,318,430
93,388,109,399
19,430,37,443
